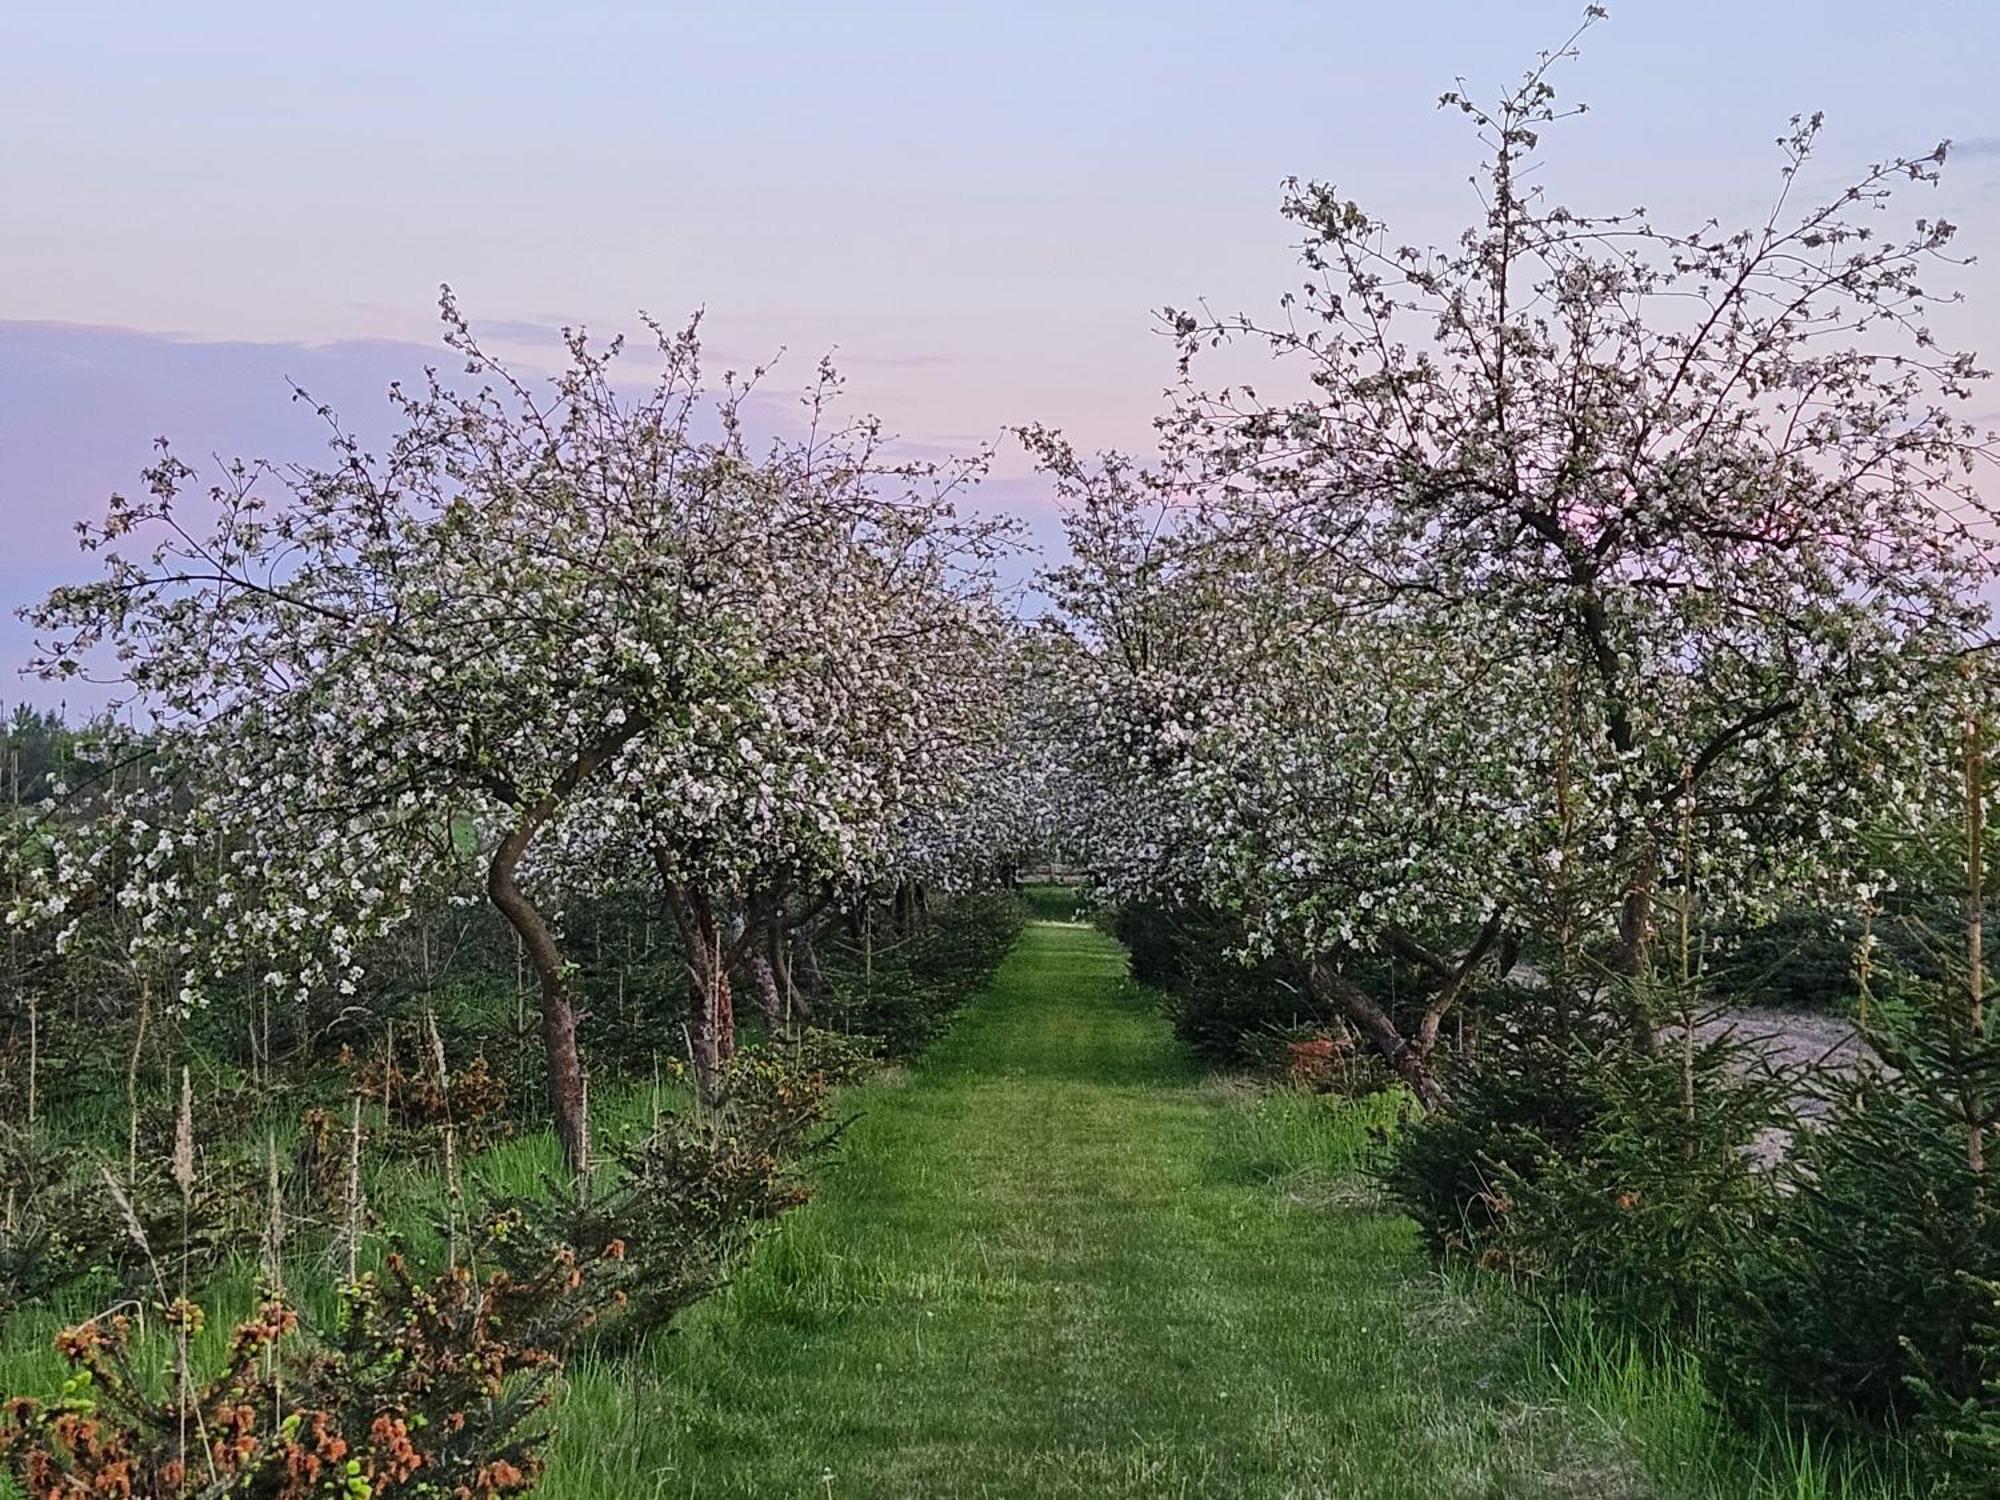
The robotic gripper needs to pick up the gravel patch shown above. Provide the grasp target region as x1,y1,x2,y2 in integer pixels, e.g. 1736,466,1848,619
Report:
1699,1006,1871,1075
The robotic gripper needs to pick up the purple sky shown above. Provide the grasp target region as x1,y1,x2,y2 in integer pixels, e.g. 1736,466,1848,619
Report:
7,1,2000,707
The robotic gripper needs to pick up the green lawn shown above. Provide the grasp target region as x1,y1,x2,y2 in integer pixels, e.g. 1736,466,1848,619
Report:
540,919,1641,1499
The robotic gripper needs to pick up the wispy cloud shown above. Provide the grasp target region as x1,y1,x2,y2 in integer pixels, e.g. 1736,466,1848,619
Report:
837,351,958,370
1952,137,2000,159
468,318,565,343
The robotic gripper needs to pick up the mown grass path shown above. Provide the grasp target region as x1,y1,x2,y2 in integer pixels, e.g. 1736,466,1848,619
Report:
546,920,1629,1499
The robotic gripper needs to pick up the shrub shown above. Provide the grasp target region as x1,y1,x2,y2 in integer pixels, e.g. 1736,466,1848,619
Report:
343,1041,516,1153
1706,908,1867,1012
0,1125,100,1319
576,961,693,1080
1379,990,1607,1259
0,1238,615,1498
1100,899,1184,990
0,1121,261,1318
1105,902,1319,1067
1706,905,1959,1015
1915,1275,2000,1489
489,1033,850,1346
1491,1023,1791,1337
818,892,1024,1057
1384,985,1791,1339
1712,986,2000,1492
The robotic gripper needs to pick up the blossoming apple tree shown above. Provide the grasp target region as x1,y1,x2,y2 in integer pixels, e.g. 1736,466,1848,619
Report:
1033,17,1997,1096
21,295,1013,1164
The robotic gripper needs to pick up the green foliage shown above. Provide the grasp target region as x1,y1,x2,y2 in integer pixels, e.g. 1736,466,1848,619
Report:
342,1041,516,1155
1709,909,1868,1013
1720,1079,1989,1434
1914,1274,2000,1489
0,1123,258,1322
818,892,1025,1058
1493,1021,1791,1337
0,705,85,807
1105,901,1319,1067
487,1034,849,1347
0,1127,100,1320
1018,882,1082,922
1380,991,1609,1260
1713,982,2000,1493
1707,905,1966,1016
1385,986,1791,1339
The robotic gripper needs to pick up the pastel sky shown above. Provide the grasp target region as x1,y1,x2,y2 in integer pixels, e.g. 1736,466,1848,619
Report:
6,1,2000,707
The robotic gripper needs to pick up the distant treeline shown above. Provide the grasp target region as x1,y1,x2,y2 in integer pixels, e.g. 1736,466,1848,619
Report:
2,703,93,806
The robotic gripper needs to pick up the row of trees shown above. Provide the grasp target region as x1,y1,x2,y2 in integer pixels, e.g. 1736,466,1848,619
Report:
1031,17,1996,1103
7,10,1998,1174
10,304,1027,1167
1023,32,2000,1475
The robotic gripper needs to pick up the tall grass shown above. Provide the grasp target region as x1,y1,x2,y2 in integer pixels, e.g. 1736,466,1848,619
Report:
1215,1083,1931,1499
1208,1082,1405,1184
1537,1303,1925,1500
